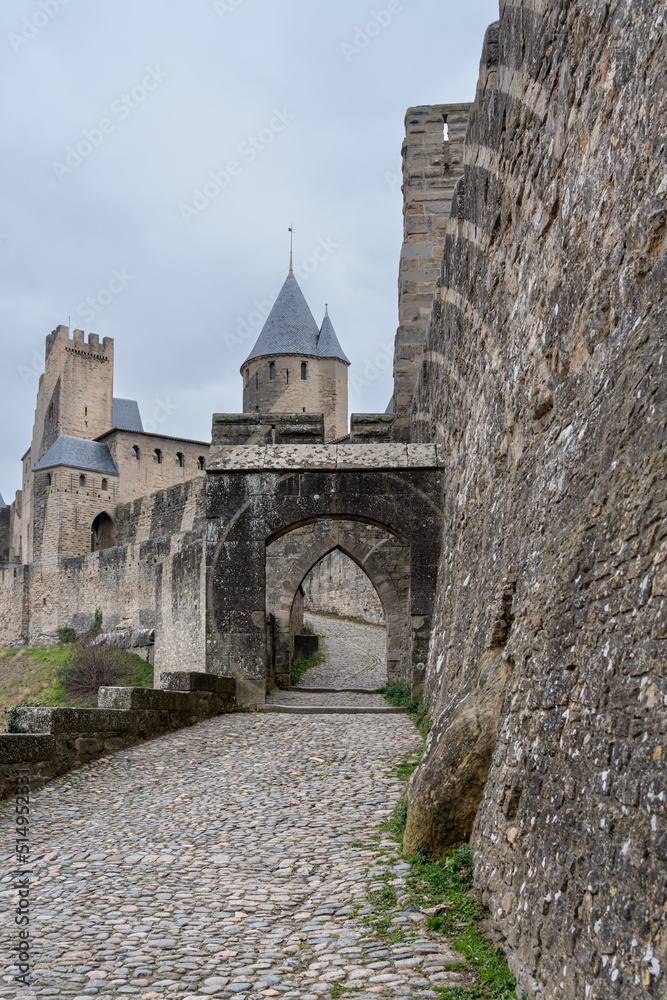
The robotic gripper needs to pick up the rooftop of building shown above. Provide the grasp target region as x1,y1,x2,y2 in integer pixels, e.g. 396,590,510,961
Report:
32,435,120,476
242,273,350,368
112,398,143,432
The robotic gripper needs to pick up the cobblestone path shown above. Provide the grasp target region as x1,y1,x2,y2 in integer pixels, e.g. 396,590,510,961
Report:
0,713,465,1000
295,614,387,691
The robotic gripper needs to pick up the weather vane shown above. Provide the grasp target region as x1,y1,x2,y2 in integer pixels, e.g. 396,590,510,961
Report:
288,223,295,275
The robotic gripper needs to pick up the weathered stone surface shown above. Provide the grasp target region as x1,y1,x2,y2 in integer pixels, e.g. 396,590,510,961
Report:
0,673,236,800
206,467,444,706
405,2,667,997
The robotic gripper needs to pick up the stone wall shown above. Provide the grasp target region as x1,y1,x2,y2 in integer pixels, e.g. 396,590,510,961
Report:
100,429,209,504
0,671,235,800
391,102,471,439
0,479,208,681
301,549,384,626
404,3,667,998
242,355,349,441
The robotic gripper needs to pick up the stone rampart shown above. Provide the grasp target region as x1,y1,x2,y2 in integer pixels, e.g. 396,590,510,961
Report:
0,672,235,800
301,550,385,627
404,3,667,998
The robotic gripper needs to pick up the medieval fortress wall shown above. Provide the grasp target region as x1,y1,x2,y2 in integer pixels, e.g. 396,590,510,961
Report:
1,3,665,993
404,2,667,997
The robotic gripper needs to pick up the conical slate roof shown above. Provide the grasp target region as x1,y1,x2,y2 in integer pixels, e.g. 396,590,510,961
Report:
317,306,350,364
242,273,349,367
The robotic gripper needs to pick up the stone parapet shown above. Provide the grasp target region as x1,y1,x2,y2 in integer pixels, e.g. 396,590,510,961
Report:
0,672,236,799
208,443,443,472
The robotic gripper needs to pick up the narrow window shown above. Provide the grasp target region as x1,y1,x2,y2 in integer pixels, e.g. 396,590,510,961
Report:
79,475,86,488
101,478,108,491
255,372,259,389
301,361,307,380
198,456,206,471
154,449,162,464
177,452,185,467
48,403,53,420
269,361,275,381
46,473,52,487
443,115,449,141
132,445,141,460
85,406,88,416
286,368,289,384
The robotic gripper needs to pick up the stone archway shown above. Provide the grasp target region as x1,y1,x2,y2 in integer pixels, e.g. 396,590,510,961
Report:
205,445,444,707
265,520,411,688
91,512,116,552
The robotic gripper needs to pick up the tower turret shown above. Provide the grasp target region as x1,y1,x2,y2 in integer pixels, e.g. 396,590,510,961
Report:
240,272,349,441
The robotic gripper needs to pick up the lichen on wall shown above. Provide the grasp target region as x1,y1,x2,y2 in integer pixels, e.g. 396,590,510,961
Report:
405,1,667,997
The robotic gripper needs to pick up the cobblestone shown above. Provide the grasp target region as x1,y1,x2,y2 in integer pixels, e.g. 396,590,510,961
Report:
1,712,462,1000
294,614,387,691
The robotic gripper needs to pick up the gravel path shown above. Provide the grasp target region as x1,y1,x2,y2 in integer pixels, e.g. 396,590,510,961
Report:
294,614,387,691
0,713,463,1000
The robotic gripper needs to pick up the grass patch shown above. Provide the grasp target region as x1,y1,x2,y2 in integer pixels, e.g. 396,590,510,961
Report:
290,637,325,685
372,822,517,999
381,681,433,739
0,645,154,730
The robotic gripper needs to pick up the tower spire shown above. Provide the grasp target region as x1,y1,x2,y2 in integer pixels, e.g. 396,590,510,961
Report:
288,223,294,276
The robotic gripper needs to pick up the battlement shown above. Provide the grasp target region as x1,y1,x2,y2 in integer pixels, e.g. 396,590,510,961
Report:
46,325,113,361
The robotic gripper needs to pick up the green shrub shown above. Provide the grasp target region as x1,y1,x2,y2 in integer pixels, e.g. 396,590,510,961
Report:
89,607,104,636
56,627,77,644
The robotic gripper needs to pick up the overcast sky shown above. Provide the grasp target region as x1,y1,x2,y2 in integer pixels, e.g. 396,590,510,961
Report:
0,0,498,499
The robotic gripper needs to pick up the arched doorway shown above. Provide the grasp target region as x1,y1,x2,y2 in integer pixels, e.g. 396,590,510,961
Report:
265,519,410,690
91,512,116,552
291,548,389,690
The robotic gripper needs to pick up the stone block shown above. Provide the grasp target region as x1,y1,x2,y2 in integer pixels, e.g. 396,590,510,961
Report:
0,734,57,764
97,686,195,713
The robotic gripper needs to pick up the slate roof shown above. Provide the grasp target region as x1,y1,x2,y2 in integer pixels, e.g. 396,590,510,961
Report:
242,274,349,366
113,398,143,432
317,306,350,364
33,436,119,476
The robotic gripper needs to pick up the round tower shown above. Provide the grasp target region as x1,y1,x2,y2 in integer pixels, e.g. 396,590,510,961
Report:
240,271,350,442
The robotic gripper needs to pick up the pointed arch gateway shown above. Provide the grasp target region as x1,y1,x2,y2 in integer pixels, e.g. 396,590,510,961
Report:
265,520,411,689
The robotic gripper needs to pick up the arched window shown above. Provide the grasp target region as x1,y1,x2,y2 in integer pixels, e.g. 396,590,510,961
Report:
46,473,52,487
154,448,162,464
132,445,141,460
269,361,275,381
91,512,116,552
101,478,108,491
301,361,307,380
198,456,206,471
79,474,86,488
177,452,185,467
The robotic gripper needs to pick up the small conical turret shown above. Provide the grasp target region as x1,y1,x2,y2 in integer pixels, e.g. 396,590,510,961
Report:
317,305,350,364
